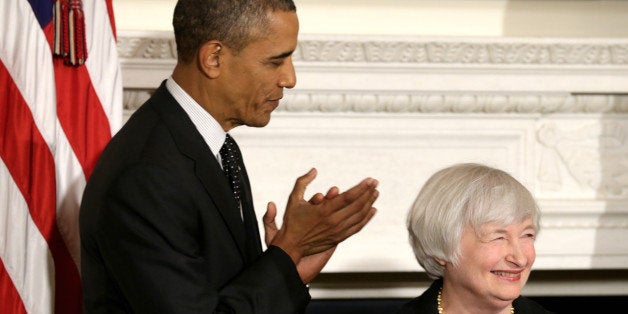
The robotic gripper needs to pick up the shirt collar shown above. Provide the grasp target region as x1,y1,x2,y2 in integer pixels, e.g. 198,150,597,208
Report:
165,77,226,157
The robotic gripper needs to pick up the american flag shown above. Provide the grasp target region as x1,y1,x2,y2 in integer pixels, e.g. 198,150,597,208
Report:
0,0,122,313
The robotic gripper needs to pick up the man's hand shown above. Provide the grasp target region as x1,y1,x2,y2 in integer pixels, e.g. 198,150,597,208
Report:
264,183,341,283
264,168,379,282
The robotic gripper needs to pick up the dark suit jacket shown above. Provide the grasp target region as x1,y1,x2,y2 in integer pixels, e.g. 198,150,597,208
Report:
80,81,309,313
397,278,555,314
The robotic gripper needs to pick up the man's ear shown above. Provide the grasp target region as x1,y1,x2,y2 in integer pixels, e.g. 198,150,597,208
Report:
434,257,447,266
198,41,222,78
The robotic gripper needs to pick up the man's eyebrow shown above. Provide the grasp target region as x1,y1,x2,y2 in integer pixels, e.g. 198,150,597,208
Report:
269,50,294,60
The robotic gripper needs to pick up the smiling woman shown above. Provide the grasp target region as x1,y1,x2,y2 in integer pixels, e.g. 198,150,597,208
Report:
400,163,554,314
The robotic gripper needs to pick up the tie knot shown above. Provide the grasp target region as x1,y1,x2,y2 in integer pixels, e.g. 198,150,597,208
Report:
220,134,235,157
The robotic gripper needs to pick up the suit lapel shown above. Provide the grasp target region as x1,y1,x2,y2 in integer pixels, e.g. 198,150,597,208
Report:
149,82,250,260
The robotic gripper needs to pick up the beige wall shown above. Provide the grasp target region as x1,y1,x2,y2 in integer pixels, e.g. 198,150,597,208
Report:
114,0,628,37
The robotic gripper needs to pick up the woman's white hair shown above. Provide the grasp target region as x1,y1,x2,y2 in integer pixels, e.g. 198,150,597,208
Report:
406,163,540,279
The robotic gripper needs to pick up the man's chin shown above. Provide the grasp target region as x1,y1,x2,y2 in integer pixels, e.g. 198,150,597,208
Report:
245,116,272,128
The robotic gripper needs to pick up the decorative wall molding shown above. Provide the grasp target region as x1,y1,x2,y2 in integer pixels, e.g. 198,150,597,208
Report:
118,32,628,65
117,31,628,297
124,90,628,114
117,32,176,60
118,32,628,109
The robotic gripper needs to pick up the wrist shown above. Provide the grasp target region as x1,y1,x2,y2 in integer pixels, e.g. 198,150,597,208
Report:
270,232,303,265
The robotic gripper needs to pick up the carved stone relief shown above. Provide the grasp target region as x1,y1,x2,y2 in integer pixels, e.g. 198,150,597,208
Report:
538,122,628,198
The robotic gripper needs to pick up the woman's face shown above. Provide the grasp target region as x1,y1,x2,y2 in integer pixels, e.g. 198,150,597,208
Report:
444,218,536,309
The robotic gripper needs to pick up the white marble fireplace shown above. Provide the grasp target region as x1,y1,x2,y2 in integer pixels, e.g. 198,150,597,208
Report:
118,31,628,298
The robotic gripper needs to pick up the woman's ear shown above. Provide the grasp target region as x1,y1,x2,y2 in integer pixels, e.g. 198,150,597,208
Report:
198,41,222,78
434,257,447,266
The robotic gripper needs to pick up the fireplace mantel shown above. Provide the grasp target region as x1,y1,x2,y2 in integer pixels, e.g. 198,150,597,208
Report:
117,31,628,297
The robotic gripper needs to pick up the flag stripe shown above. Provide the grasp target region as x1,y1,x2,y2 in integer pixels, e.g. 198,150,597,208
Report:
0,156,54,314
0,259,27,314
0,0,121,312
0,2,58,311
105,0,116,39
55,59,112,178
0,60,56,314
83,0,122,133
0,1,58,146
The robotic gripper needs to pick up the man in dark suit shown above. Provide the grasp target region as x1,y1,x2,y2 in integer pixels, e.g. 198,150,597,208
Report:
79,0,379,313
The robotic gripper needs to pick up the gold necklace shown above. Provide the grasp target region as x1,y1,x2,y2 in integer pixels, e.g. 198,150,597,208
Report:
437,287,514,314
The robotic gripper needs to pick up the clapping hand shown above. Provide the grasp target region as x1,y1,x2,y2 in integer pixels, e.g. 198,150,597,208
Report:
263,168,379,283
